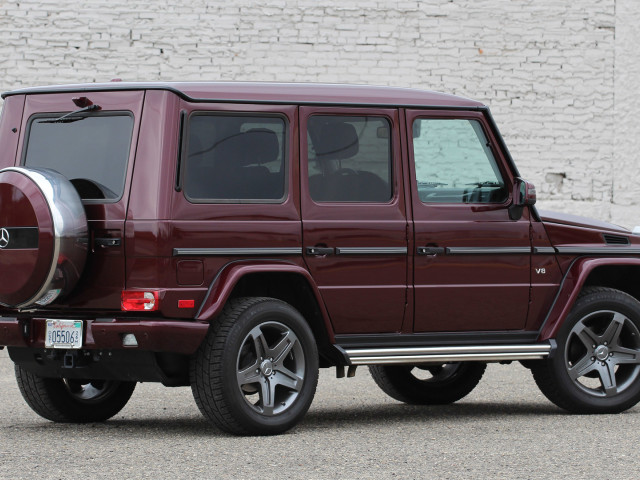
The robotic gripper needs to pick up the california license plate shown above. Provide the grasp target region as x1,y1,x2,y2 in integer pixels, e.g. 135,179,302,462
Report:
45,320,83,349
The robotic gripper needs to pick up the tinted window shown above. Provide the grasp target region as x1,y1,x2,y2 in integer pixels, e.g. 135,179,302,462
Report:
24,114,134,201
412,119,507,204
184,114,286,202
307,115,392,203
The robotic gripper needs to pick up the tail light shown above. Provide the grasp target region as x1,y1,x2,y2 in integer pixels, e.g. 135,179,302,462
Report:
121,290,159,311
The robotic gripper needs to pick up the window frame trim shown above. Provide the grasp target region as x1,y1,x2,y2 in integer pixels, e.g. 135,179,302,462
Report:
180,111,290,205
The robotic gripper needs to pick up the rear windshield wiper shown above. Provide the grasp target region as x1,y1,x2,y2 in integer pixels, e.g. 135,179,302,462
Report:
40,104,102,124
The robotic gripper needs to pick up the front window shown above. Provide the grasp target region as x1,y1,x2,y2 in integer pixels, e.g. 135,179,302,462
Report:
412,118,507,204
23,113,134,201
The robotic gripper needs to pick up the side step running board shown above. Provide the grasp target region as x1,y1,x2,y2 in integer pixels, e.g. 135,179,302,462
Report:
344,343,553,365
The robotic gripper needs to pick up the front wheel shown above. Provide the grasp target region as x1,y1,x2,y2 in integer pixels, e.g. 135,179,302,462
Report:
190,297,319,435
15,365,136,422
369,362,486,405
532,287,640,413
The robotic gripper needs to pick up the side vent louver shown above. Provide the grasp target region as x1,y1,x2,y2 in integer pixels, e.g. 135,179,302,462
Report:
603,234,630,245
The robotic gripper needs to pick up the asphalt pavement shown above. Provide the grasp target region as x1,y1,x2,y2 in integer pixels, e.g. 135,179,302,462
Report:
1,347,639,480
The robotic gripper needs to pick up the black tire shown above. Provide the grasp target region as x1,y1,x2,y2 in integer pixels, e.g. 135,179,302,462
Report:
531,287,640,413
369,362,486,405
15,365,136,422
190,297,319,436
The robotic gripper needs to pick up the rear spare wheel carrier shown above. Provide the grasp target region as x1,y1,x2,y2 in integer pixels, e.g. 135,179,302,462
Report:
0,167,88,308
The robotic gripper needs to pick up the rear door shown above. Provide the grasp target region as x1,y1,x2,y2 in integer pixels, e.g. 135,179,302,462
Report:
406,110,531,332
18,91,144,309
165,102,301,318
300,107,409,334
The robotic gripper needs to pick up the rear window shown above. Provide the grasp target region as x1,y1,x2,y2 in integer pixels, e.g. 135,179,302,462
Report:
307,115,392,203
183,114,287,203
23,113,134,201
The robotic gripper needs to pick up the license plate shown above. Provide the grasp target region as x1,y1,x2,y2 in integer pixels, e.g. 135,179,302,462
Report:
45,320,83,349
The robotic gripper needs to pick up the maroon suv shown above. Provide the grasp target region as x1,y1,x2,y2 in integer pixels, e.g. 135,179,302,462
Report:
1,82,640,435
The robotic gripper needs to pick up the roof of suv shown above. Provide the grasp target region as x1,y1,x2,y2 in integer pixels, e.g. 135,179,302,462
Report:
2,82,485,109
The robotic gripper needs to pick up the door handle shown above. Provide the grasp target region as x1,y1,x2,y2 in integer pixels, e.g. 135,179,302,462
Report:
417,246,445,256
95,237,121,248
306,246,335,256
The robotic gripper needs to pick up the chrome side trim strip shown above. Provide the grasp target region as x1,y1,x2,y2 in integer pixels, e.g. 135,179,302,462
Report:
446,247,531,255
335,247,408,255
345,343,552,365
555,247,640,255
349,352,547,364
533,247,556,254
173,247,302,256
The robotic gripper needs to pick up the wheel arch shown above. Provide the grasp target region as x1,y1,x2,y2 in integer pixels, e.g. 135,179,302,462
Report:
195,261,344,366
539,257,640,341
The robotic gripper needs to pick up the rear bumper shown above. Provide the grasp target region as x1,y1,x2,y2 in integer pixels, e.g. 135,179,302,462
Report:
0,316,209,355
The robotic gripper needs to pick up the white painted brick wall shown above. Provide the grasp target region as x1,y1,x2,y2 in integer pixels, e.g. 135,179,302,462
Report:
0,0,638,227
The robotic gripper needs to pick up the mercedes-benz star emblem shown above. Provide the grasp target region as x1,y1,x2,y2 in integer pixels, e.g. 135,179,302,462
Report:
0,228,9,249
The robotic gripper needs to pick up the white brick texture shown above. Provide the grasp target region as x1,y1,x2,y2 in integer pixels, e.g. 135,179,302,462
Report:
0,0,638,227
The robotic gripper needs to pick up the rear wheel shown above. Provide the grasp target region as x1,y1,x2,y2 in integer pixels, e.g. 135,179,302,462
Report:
369,362,486,405
532,287,640,413
15,365,136,422
190,297,319,435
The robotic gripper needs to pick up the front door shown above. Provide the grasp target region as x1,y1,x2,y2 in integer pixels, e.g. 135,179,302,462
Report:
300,107,409,334
407,110,531,332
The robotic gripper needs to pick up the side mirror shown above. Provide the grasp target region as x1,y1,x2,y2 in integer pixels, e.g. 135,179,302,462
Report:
509,178,536,220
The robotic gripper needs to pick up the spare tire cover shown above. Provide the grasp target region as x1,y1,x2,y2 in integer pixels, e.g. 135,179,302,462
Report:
0,167,88,308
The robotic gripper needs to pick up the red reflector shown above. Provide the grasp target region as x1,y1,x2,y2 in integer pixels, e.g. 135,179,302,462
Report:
121,291,159,311
178,299,195,309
